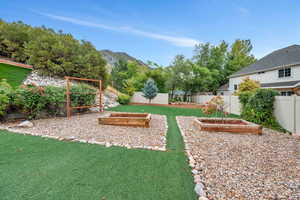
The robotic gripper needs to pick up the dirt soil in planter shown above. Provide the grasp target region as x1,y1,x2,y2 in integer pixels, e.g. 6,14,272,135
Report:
0,112,167,151
177,116,300,200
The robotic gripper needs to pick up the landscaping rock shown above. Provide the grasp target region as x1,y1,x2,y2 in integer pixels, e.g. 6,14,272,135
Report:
177,116,300,200
23,71,66,87
0,113,167,152
17,120,33,128
194,183,205,197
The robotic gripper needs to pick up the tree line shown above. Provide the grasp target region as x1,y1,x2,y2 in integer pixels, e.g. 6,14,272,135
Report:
0,20,256,98
112,40,256,100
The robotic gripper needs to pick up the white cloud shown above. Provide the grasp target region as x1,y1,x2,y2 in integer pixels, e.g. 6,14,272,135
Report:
38,12,200,47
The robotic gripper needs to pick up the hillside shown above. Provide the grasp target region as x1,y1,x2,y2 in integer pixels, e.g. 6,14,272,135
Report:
100,50,148,71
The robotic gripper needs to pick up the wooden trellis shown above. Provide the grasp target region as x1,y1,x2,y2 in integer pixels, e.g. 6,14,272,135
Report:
65,76,103,118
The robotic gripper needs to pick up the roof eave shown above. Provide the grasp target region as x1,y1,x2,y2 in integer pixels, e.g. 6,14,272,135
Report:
229,62,300,78
261,82,300,89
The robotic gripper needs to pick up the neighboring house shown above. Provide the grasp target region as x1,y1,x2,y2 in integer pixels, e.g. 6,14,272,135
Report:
228,45,300,96
217,83,231,95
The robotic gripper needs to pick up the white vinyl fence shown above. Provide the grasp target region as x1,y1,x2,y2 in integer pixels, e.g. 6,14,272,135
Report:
192,95,300,135
131,92,169,104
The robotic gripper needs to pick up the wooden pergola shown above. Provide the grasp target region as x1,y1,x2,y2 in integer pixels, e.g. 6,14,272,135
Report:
65,76,103,118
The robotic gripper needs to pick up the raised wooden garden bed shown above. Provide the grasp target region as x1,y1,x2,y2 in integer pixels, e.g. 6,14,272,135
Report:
98,113,151,128
193,118,262,135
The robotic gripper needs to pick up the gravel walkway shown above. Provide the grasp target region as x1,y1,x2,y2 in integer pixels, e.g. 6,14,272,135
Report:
0,112,167,151
177,116,300,200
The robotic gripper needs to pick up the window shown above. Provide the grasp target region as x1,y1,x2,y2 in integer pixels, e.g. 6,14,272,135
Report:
234,84,238,90
281,91,294,96
278,68,291,78
258,71,265,74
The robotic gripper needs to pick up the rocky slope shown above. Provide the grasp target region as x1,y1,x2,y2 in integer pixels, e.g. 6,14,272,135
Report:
23,71,119,109
99,50,147,72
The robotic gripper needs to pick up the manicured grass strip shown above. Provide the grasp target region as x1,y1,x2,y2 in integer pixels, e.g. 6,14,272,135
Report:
0,63,31,87
0,128,196,199
2,105,234,200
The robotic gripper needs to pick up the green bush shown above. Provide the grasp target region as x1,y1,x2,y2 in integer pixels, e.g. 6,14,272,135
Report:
117,94,131,105
11,84,96,119
0,79,13,116
14,85,47,119
239,88,284,131
44,86,65,116
70,84,96,107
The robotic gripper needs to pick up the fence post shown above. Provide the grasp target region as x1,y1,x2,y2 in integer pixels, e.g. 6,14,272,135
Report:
66,77,71,119
229,95,232,114
293,95,296,134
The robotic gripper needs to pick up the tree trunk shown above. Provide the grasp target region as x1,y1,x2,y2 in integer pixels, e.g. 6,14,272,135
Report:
170,86,175,99
183,91,188,102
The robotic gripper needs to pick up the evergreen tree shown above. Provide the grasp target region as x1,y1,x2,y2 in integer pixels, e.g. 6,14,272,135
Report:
142,78,158,103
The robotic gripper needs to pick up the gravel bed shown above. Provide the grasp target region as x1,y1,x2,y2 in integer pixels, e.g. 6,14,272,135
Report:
0,112,167,151
177,116,300,200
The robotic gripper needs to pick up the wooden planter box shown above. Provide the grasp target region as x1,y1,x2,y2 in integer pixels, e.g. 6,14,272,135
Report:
98,113,151,128
193,118,262,135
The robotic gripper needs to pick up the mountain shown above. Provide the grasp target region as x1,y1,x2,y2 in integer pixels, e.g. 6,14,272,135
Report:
99,50,147,72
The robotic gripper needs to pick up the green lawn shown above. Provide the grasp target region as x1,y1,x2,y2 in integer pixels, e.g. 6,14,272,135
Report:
0,105,233,200
0,63,31,87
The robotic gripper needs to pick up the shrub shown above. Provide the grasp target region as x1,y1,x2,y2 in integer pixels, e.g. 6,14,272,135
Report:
12,83,97,119
239,88,284,130
70,84,96,107
0,79,13,116
117,94,131,105
203,96,227,117
44,86,65,116
14,84,47,119
15,85,48,118
234,77,260,95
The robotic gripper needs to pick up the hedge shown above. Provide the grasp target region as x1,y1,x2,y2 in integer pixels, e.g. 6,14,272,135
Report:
0,80,97,120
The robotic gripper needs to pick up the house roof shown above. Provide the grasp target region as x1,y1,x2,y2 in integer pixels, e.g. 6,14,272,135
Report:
217,83,229,91
230,45,300,78
261,80,300,89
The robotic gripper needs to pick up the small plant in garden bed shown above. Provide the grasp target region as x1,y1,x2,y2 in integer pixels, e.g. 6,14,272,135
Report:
203,96,228,120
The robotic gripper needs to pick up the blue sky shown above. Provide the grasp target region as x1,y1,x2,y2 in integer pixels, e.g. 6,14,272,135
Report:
1,0,300,65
